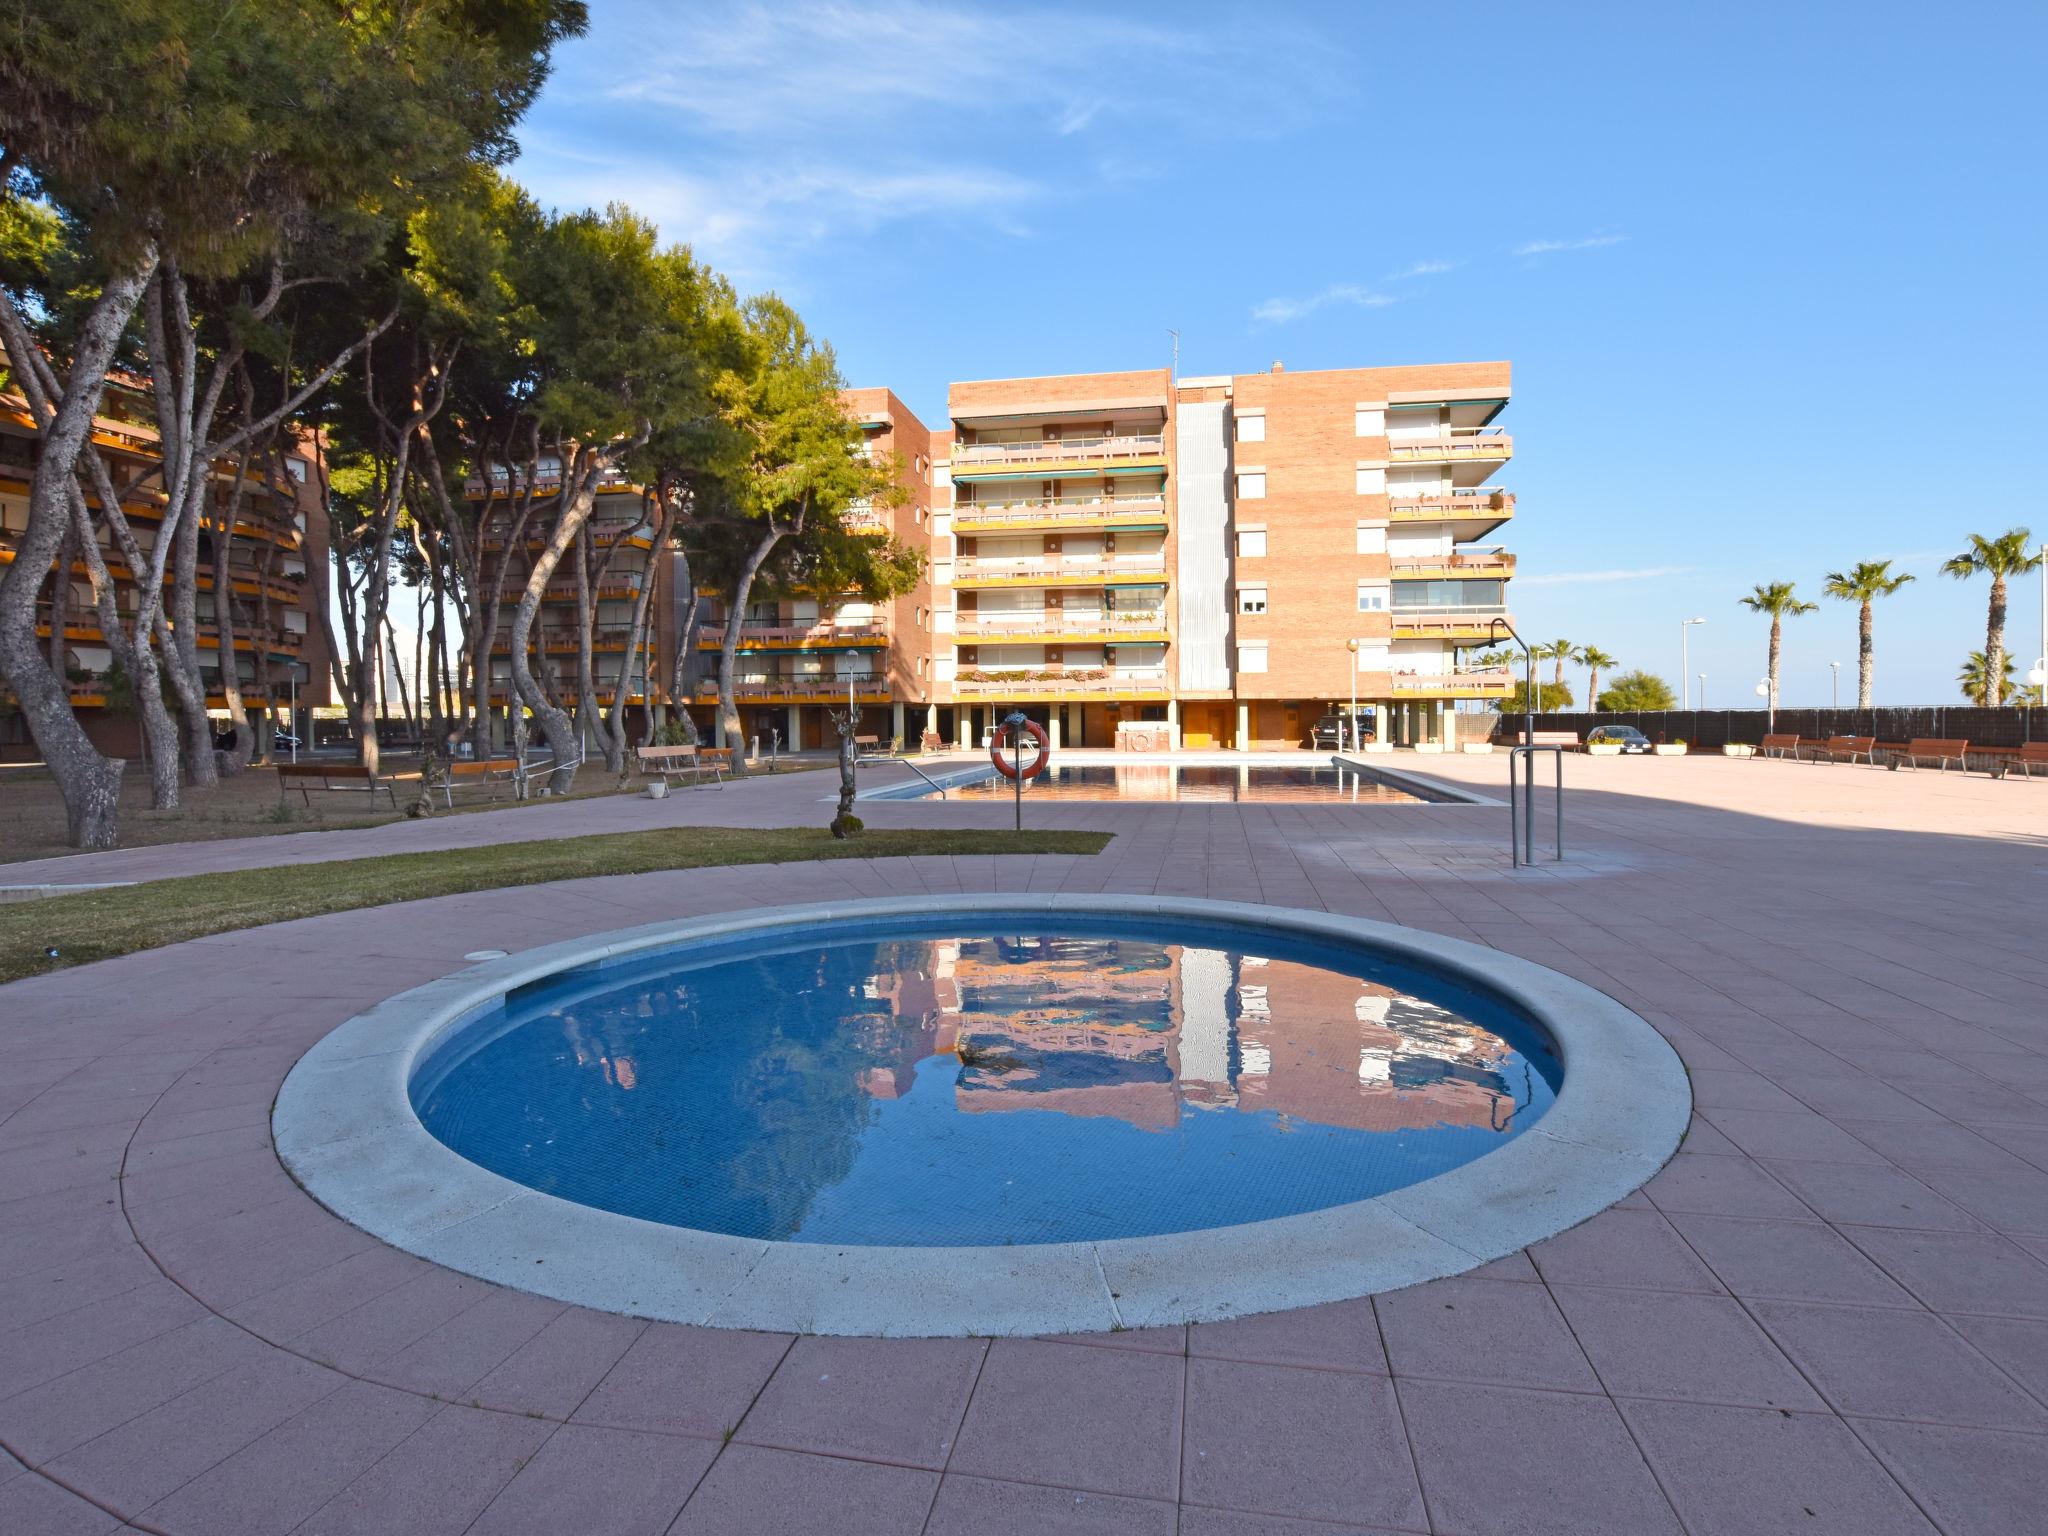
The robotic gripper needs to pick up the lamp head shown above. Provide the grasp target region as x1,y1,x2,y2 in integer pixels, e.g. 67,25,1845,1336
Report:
1754,681,1769,698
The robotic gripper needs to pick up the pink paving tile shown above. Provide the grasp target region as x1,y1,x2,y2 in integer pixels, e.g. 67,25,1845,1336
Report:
1397,1378,1682,1536
1854,1419,2048,1536
0,1278,206,1398
1375,1276,1599,1392
0,1470,120,1534
1550,1285,1822,1409
1909,1163,2048,1235
1750,1300,2048,1429
469,1306,647,1419
926,1475,1178,1536
1177,1511,1423,1536
1620,1399,1936,1535
668,1443,938,1536
468,1424,715,1536
571,1322,792,1440
947,1338,1183,1502
1834,1118,2039,1173
737,1335,985,1470
1188,1296,1385,1373
1759,1160,1987,1232
1526,1207,1727,1293
221,1242,435,1342
288,1267,502,1374
141,1378,439,1536
1035,1323,1187,1354
1181,1357,1422,1528
291,1404,555,1536
364,1284,566,1398
1668,1214,1919,1306
1697,1108,1894,1164
0,1240,162,1334
44,1352,341,1514
1641,1152,1817,1219
1841,1227,2048,1317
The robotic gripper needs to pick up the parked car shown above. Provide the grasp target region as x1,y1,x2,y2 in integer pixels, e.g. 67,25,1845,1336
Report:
1312,709,1376,750
1586,724,1653,754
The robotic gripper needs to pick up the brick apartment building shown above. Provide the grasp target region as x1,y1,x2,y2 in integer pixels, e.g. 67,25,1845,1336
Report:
703,358,1515,754
0,345,330,760
7,349,1510,761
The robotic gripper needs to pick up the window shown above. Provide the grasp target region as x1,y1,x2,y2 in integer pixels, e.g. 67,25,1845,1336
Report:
285,457,309,484
1356,583,1388,612
1237,585,1268,615
1355,524,1387,555
1237,527,1267,558
1238,641,1269,674
1355,407,1384,436
1235,412,1265,443
1355,465,1385,495
1236,470,1266,500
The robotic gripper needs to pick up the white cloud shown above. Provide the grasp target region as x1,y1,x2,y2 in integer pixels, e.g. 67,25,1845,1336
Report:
1518,565,1692,587
1513,233,1629,257
1251,285,1396,326
1387,258,1460,280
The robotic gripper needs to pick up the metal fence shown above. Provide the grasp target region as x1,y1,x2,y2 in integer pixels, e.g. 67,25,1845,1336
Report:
1496,706,2043,749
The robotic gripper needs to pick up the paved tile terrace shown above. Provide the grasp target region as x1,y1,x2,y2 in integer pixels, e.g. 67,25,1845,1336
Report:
3,752,2046,1534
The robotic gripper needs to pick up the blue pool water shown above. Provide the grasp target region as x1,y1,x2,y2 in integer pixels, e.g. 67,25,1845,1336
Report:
411,916,1560,1246
866,762,1450,803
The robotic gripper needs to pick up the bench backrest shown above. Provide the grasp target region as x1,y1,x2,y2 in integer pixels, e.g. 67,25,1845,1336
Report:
1762,733,1800,748
1828,736,1875,749
1529,731,1578,746
636,745,698,764
2019,741,2048,760
1906,738,1969,753
448,758,518,779
277,762,371,781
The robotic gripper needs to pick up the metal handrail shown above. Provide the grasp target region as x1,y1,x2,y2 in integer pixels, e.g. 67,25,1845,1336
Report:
892,758,949,799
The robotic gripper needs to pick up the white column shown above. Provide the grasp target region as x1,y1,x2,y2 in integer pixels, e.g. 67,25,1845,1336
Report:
786,703,802,752
713,708,726,748
892,700,906,746
957,708,973,750
1235,701,1249,750
925,702,938,736
1166,698,1180,749
1048,710,1062,751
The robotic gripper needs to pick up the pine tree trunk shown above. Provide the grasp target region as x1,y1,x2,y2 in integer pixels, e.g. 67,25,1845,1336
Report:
718,523,789,778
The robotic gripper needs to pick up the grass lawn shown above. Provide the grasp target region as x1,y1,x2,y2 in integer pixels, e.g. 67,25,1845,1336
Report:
0,826,1113,983
0,756,832,864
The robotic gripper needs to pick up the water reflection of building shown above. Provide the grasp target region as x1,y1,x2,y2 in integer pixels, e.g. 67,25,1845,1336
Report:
847,935,1530,1136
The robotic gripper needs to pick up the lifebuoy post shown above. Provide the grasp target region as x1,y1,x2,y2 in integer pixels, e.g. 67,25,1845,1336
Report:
992,710,1050,831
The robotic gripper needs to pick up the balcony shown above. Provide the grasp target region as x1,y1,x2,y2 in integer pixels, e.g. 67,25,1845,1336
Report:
465,465,639,500
695,620,889,650
1390,549,1517,581
955,610,1167,643
1391,667,1515,698
949,433,1167,481
1387,429,1512,464
952,552,1169,588
1387,490,1516,534
687,679,890,704
1389,605,1511,640
842,500,890,535
952,493,1168,534
490,623,647,655
952,666,1169,701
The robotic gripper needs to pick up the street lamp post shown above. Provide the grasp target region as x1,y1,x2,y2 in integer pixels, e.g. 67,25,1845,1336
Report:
1698,673,1706,710
1681,618,1707,709
2030,540,2048,707
1346,639,1360,753
1830,661,1842,711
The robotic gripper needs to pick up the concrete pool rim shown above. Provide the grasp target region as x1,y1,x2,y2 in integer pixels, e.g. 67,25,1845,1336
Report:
273,894,1690,1338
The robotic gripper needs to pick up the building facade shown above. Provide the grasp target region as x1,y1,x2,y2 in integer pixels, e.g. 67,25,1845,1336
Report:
709,358,1514,754
0,351,330,760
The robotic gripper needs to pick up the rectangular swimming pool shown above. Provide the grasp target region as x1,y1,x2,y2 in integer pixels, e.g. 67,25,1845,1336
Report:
869,761,1452,804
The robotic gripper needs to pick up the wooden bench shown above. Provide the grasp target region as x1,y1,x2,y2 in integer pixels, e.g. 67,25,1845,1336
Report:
636,743,727,788
1528,730,1580,750
1974,741,2048,780
435,758,520,807
1804,735,1878,765
853,734,887,760
1759,733,1802,759
275,761,417,809
1884,738,1971,771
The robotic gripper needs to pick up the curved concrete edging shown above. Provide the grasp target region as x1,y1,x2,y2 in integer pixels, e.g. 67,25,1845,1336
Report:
273,895,1691,1338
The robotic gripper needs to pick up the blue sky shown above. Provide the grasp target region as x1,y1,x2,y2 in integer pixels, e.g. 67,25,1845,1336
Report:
509,0,2048,706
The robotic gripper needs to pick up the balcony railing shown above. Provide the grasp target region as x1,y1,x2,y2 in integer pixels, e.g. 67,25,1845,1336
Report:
1391,668,1516,694
952,433,1165,467
953,553,1168,582
952,668,1169,698
1387,429,1513,462
1388,489,1515,519
955,611,1166,639
694,621,889,647
465,465,637,497
1389,605,1510,629
952,494,1167,529
689,679,889,702
1390,549,1517,577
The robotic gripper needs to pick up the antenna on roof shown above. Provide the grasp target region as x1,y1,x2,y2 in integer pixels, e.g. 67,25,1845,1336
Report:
1167,329,1179,383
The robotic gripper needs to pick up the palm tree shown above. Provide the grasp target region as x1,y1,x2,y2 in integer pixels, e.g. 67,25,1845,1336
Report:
1941,529,2041,708
1822,560,1915,709
1738,582,1817,716
1534,638,1578,691
1958,650,2016,706
1577,646,1617,710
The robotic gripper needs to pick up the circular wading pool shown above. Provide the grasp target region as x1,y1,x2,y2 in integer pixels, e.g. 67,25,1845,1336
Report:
276,896,1690,1336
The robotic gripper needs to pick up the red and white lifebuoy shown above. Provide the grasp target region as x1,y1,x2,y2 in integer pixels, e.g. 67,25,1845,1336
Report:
989,718,1051,781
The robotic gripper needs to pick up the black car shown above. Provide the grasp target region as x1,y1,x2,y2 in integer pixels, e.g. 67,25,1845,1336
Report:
1586,725,1653,754
1312,708,1376,750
